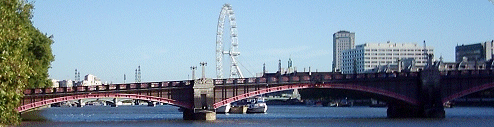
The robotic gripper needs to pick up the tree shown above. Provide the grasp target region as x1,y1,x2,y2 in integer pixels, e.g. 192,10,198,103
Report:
1,0,54,125
25,25,55,88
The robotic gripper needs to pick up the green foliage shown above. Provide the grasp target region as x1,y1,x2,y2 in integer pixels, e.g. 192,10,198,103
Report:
1,0,54,125
25,26,55,88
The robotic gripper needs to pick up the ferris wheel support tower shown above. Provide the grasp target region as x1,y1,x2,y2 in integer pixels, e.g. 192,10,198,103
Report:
216,4,244,79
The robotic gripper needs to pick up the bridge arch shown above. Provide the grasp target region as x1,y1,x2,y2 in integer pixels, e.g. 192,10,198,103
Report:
76,98,135,106
17,93,192,113
442,82,494,103
213,83,419,109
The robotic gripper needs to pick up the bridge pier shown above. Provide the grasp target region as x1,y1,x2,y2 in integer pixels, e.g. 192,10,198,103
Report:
418,58,445,118
388,57,445,118
387,102,422,118
182,78,217,120
424,106,445,118
183,109,216,120
111,98,118,107
147,101,156,107
134,99,140,105
77,99,85,107
387,102,445,118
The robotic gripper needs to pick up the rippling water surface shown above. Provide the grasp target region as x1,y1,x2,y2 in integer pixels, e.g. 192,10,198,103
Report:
21,105,494,127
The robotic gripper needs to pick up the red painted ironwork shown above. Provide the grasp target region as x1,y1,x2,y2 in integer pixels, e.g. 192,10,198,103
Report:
442,82,494,103
212,83,418,109
17,93,192,113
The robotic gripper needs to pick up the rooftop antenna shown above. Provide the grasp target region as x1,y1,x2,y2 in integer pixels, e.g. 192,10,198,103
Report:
138,65,141,83
74,69,80,82
278,59,282,74
262,63,266,76
424,40,427,56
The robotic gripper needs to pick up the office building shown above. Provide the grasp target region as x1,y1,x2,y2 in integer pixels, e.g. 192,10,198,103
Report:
341,42,433,74
332,30,355,72
455,40,494,63
59,80,73,87
80,74,102,86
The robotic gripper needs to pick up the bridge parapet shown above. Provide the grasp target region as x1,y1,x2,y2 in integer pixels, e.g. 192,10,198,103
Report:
212,72,422,86
23,80,193,96
440,70,494,77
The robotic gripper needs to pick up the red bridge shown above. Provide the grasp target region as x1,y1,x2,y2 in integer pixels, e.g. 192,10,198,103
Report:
18,69,494,120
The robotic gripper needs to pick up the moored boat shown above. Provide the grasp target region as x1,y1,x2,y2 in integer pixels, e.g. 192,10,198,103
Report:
216,103,231,113
229,105,248,113
369,99,386,107
329,98,353,107
247,97,268,113
443,101,454,108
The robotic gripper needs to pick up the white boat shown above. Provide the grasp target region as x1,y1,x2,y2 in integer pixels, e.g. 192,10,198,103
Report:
229,100,249,114
229,105,248,113
369,99,386,107
329,98,353,107
216,103,231,113
247,97,268,113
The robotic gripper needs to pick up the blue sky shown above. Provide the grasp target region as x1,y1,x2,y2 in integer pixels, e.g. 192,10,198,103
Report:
31,0,494,83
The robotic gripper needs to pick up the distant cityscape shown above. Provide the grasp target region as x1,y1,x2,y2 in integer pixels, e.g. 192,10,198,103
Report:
332,30,494,74
50,66,142,88
48,30,493,88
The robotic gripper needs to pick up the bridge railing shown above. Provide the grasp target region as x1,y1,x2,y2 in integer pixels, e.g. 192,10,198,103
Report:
212,72,422,86
23,80,193,95
440,70,494,77
27,71,425,95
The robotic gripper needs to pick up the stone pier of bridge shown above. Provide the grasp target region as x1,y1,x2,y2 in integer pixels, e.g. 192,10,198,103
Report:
182,78,216,120
387,56,445,118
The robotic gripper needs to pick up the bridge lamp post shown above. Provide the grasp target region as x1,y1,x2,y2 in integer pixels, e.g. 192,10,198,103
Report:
191,66,197,80
200,62,207,79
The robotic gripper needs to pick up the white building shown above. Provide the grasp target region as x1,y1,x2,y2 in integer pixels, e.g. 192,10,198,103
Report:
80,74,102,86
59,80,74,87
332,30,355,72
341,42,433,74
51,79,59,88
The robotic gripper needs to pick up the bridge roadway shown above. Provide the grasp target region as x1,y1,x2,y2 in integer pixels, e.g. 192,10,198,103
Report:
18,69,494,120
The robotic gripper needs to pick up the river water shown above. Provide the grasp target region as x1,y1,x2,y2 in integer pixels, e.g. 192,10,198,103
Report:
21,105,494,127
